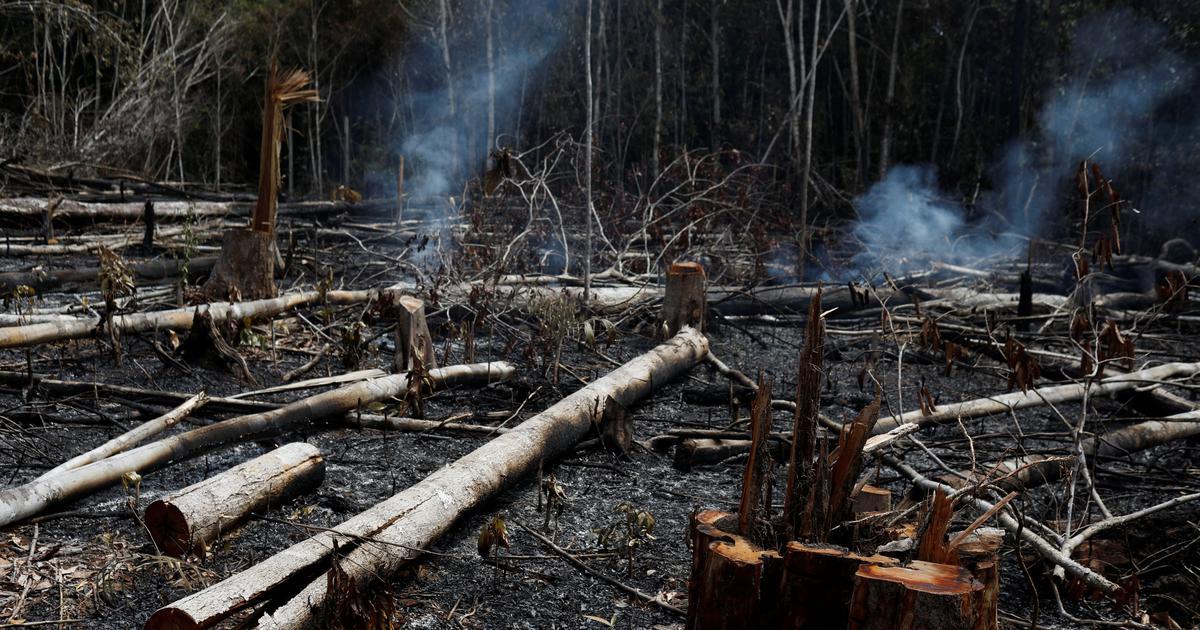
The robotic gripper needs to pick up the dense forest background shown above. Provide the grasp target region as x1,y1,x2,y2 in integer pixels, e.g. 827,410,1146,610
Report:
2,0,1198,263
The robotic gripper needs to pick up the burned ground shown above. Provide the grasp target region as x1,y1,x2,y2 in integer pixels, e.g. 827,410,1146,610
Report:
0,215,1197,629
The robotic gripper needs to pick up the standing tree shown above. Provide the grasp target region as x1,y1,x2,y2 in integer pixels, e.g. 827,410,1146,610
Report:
205,64,317,300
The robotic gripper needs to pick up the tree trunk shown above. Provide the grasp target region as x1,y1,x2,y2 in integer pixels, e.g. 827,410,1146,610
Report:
145,442,325,557
203,229,278,300
0,289,373,350
0,362,513,528
0,256,217,294
388,293,437,373
652,0,664,183
148,329,709,630
867,361,1200,452
584,0,594,298
848,561,989,630
878,0,905,180
844,0,868,187
710,0,721,148
776,0,800,164
661,261,707,337
37,393,208,481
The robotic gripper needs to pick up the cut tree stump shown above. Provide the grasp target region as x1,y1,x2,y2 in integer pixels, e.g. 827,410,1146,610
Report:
848,561,988,630
851,485,892,514
951,527,1004,630
203,229,278,301
687,509,900,630
390,293,436,372
777,542,898,629
145,442,325,557
687,509,781,629
661,261,707,337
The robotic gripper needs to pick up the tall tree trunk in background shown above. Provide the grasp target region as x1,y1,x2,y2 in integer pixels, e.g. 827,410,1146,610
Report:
438,0,458,186
596,0,607,149
844,0,867,189
1008,0,1029,139
485,0,495,155
710,0,721,149
776,0,799,166
799,0,823,278
677,10,687,149
652,0,663,184
584,0,594,300
949,0,979,163
878,0,904,180
613,0,624,181
215,63,222,191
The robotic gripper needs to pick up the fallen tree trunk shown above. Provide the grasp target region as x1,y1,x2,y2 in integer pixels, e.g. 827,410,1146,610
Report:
0,257,217,295
147,327,709,630
0,288,372,350
36,392,209,481
0,197,395,223
0,373,276,414
145,442,325,557
866,361,1200,453
995,409,1200,491
0,362,513,528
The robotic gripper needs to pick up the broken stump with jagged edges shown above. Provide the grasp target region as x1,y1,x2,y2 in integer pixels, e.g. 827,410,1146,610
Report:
203,229,278,301
661,261,706,338
390,292,437,373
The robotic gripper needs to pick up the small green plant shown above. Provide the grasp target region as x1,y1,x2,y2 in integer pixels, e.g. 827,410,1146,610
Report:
594,502,656,576
176,204,199,285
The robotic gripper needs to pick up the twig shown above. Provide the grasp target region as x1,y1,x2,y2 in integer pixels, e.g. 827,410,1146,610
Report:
511,518,685,617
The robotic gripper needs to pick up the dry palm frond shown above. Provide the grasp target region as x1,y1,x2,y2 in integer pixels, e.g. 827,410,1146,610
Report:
251,63,319,233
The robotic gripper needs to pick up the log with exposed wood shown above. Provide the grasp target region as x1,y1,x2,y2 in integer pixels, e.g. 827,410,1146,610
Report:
0,288,372,350
147,327,709,630
0,362,513,528
145,442,325,557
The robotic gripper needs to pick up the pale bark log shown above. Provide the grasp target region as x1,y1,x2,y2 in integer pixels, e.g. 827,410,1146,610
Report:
145,442,325,557
37,393,209,481
147,328,708,630
0,362,513,528
0,256,217,294
866,361,1200,454
0,197,383,222
0,289,372,350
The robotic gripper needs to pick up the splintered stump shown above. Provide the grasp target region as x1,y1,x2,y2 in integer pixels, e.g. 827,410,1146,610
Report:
778,543,899,629
661,261,707,337
391,293,437,372
688,510,780,629
204,229,278,301
848,561,988,630
687,510,896,629
144,442,325,557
